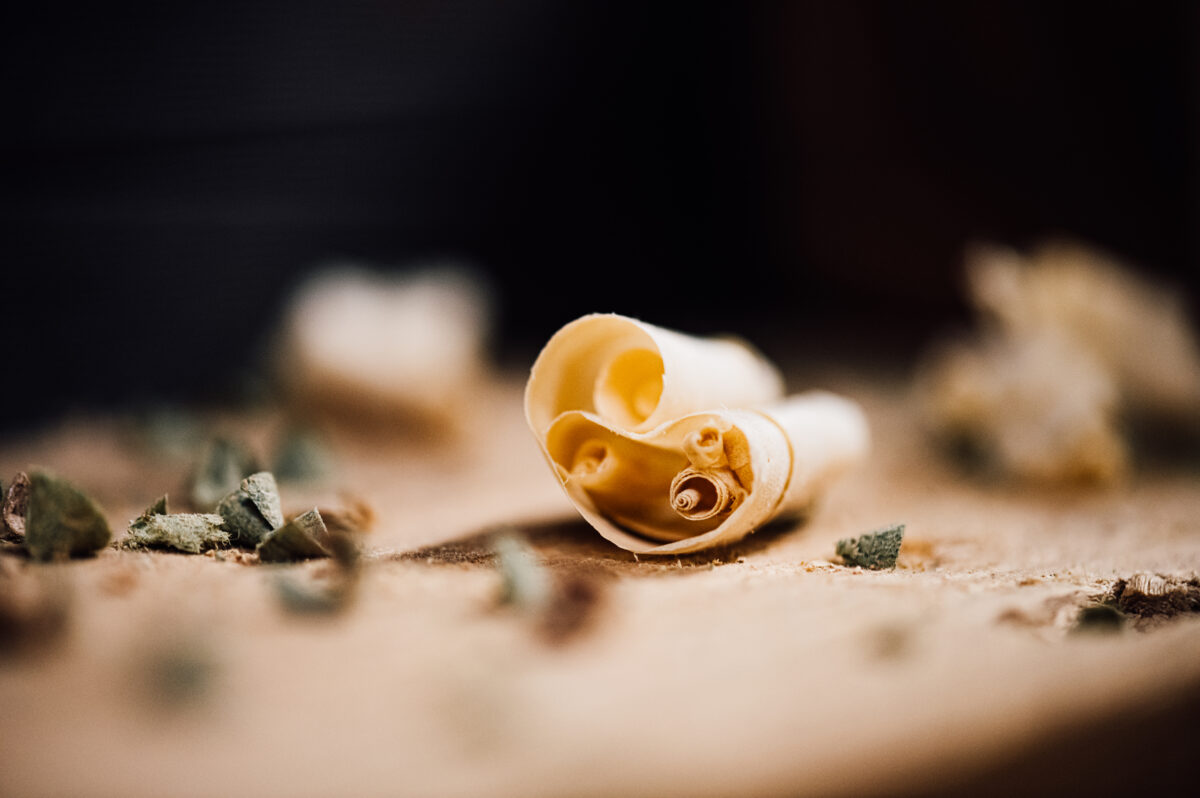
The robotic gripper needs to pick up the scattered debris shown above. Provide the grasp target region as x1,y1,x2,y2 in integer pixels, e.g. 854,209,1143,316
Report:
217,472,283,547
189,438,258,510
122,496,230,554
23,470,111,561
917,240,1200,484
269,512,362,614
123,514,228,554
272,427,334,483
837,523,905,570
257,508,330,563
277,264,492,429
141,495,169,517
2,472,30,541
918,332,1127,483
491,530,605,643
204,548,259,565
396,536,496,567
969,241,1200,418
1110,573,1200,628
493,532,551,610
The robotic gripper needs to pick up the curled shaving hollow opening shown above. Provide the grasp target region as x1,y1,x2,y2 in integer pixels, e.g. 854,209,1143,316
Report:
570,441,612,481
593,348,665,430
669,467,743,521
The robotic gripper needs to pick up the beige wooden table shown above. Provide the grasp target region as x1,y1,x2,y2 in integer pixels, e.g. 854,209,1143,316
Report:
2,373,1198,796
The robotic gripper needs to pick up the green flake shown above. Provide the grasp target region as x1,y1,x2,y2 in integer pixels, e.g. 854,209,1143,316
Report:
241,473,283,529
268,515,362,615
189,438,258,510
123,494,167,539
24,471,112,561
143,494,169,517
257,508,330,563
123,501,229,554
216,472,283,548
836,523,905,570
493,531,551,610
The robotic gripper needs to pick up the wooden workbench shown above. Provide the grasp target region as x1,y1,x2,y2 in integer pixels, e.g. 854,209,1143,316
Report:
2,373,1198,796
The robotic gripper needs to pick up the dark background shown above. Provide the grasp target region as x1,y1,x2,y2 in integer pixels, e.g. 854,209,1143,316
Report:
4,1,1197,427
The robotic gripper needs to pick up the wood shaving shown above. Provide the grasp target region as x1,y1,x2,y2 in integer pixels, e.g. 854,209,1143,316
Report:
525,315,868,553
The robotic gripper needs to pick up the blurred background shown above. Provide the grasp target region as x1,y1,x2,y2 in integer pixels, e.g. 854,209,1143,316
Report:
4,0,1197,428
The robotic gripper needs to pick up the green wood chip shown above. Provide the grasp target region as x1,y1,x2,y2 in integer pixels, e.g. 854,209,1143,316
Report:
494,531,551,610
124,500,229,554
217,472,283,548
143,494,169,517
241,473,284,529
836,523,905,570
24,471,112,561
257,508,331,563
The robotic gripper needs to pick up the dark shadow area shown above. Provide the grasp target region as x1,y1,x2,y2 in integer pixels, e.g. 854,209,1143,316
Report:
391,514,809,575
4,1,1197,428
903,668,1200,796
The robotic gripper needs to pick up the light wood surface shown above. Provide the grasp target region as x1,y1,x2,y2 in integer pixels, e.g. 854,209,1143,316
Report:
2,374,1198,796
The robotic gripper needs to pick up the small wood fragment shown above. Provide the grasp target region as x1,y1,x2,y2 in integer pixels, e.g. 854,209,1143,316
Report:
837,523,905,570
142,494,169,517
1111,573,1200,620
217,473,284,548
257,508,330,563
23,471,111,561
493,532,551,610
269,512,363,615
123,496,230,554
